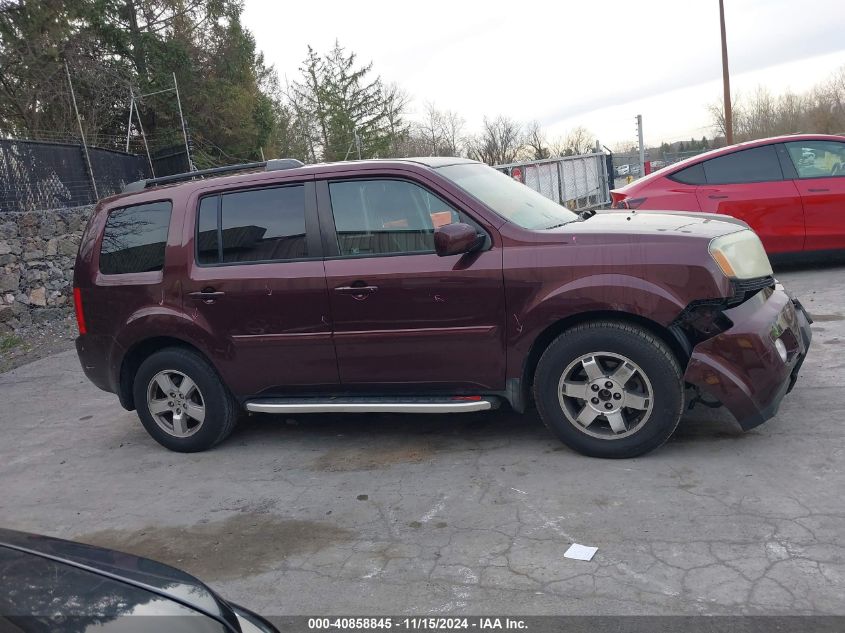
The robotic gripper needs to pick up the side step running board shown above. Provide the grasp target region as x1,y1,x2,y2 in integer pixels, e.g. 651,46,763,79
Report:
245,396,495,414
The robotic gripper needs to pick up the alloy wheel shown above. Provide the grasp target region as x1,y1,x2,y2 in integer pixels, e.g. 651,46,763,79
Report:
557,351,654,439
146,370,206,438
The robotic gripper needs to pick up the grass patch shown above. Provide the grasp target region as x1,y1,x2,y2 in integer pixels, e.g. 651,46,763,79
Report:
0,334,21,351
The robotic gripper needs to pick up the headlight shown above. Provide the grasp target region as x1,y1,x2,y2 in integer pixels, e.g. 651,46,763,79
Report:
708,230,773,279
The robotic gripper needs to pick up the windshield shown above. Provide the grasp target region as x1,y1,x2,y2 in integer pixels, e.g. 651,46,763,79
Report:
437,163,579,229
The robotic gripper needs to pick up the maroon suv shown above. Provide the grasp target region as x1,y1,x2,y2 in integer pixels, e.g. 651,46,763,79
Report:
73,157,812,458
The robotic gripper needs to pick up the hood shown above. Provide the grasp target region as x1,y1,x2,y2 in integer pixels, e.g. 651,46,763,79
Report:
564,209,750,239
0,528,239,628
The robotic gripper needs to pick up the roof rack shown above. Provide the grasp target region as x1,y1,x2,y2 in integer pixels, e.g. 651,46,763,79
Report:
122,158,305,193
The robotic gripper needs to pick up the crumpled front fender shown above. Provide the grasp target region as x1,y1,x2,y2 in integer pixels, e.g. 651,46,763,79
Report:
683,286,812,430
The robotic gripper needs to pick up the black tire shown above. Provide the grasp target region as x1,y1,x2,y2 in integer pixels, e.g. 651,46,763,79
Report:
533,321,683,458
133,347,238,452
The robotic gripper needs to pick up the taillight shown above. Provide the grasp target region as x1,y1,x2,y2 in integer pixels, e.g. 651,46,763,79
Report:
73,287,87,335
619,197,647,210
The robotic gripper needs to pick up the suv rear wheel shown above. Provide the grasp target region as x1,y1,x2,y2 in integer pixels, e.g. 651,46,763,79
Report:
533,321,684,458
133,347,238,452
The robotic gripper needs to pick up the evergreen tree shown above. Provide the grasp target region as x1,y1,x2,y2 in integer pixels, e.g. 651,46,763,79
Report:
291,41,400,161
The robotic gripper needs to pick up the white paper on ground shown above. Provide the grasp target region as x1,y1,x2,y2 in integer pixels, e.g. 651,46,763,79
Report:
564,543,598,561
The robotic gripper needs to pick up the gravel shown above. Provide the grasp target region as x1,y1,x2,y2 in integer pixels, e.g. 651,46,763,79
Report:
0,316,77,374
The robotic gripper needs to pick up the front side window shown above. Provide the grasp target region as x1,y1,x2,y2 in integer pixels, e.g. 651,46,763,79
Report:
100,201,172,275
702,145,783,184
785,141,845,179
197,185,308,265
328,179,470,256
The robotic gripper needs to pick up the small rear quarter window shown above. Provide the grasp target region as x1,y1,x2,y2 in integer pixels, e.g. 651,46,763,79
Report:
196,196,220,264
99,201,172,275
668,163,706,185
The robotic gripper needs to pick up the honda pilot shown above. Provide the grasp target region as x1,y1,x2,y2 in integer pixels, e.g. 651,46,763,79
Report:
73,157,812,458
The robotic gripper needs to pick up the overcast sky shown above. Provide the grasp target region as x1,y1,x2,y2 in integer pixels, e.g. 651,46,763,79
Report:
242,0,845,147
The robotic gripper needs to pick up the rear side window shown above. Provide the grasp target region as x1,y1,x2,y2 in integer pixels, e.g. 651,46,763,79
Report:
197,185,308,265
702,145,783,184
669,163,706,185
99,201,172,275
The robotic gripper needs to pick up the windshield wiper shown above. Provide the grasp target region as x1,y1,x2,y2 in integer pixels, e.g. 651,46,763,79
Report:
545,218,581,229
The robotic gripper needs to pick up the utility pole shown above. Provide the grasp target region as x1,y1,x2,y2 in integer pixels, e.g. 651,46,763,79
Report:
636,114,645,176
65,62,98,200
719,0,733,144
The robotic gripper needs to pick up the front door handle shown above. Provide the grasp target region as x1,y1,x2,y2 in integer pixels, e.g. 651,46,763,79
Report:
708,194,729,199
335,285,378,295
808,188,830,192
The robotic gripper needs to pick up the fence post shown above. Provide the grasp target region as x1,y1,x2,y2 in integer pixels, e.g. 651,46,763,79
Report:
172,72,193,171
65,62,98,201
133,93,155,178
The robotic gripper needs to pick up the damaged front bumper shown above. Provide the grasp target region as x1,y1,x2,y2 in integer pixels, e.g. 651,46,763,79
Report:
683,284,812,430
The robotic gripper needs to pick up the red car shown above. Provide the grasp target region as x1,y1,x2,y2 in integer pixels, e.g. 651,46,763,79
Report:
611,134,845,255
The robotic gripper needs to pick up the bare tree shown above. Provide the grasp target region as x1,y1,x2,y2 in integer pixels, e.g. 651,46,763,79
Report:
405,103,465,157
807,67,845,133
742,87,778,139
707,99,738,141
383,82,411,156
776,90,805,135
416,102,445,156
553,126,596,156
440,110,465,156
466,116,524,165
707,67,845,143
608,139,637,155
525,121,549,160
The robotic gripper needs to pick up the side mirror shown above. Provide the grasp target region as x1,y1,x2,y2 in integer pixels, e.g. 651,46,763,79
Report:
434,222,483,257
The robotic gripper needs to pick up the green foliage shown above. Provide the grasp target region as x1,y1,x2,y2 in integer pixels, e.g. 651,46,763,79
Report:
0,1,407,167
0,0,121,136
289,41,401,162
0,334,20,351
0,0,301,166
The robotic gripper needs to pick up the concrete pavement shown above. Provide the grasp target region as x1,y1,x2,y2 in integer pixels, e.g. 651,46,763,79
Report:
1,264,843,615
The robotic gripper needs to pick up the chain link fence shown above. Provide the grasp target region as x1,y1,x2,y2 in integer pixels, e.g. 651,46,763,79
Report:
0,138,192,214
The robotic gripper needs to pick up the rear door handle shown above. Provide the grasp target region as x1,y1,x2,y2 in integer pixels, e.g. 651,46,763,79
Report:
808,188,830,192
708,194,729,199
188,289,225,304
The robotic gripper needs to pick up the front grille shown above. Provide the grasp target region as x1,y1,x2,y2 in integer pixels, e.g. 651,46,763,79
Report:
671,276,775,348
729,275,775,305
733,275,775,293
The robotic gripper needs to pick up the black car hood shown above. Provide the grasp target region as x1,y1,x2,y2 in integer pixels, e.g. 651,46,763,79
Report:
0,528,239,628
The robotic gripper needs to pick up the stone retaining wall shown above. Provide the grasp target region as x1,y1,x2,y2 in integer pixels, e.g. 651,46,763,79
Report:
0,206,92,332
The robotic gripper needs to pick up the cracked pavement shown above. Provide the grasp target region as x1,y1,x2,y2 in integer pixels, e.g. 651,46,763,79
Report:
0,264,843,615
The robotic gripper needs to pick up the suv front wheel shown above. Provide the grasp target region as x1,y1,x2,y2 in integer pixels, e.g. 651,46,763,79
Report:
133,347,238,452
534,321,684,458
